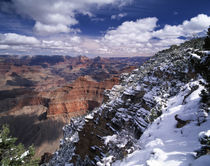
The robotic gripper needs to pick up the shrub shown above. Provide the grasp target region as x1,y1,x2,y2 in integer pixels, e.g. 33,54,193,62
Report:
0,125,38,166
203,27,210,50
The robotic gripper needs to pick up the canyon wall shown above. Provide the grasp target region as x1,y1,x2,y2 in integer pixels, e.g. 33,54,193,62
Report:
0,55,148,157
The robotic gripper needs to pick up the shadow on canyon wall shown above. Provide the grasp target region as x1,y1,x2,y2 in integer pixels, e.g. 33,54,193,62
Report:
0,113,65,156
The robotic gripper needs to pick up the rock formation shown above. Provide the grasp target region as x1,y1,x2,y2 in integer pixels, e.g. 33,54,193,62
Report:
0,55,148,157
49,38,210,165
47,76,119,116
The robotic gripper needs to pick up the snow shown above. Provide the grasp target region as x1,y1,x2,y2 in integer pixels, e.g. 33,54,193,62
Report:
85,113,94,120
97,156,114,166
146,148,168,166
145,139,164,149
103,135,117,145
112,85,124,91
190,53,201,59
118,108,127,112
65,163,74,166
192,155,210,166
199,130,210,138
124,87,135,95
134,85,142,91
202,50,210,55
113,80,210,166
199,130,210,143
103,132,131,151
51,46,209,165
20,150,29,159
69,132,79,143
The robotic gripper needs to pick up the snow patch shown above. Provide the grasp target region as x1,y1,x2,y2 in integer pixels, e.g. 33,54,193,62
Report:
103,135,118,145
199,130,210,144
20,150,29,159
85,113,94,120
192,155,210,166
97,156,114,166
114,80,209,166
190,53,201,59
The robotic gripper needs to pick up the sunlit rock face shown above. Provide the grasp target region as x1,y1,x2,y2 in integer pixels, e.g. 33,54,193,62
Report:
47,76,119,116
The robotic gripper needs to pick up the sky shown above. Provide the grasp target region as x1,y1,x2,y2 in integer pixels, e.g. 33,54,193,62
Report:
0,0,210,57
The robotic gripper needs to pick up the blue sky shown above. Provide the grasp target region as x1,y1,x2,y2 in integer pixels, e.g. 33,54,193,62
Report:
0,0,210,57
76,0,210,36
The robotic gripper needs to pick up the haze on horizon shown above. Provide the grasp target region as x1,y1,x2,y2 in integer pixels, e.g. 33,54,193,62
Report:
0,0,210,57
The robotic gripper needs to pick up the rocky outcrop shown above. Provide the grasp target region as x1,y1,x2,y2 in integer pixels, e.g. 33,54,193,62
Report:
49,38,209,165
47,77,119,116
0,55,148,158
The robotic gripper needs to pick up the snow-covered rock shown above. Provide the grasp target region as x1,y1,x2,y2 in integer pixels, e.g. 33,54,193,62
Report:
114,80,209,166
49,38,209,166
199,130,210,144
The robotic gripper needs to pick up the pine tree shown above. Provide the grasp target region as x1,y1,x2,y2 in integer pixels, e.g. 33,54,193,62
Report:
0,125,38,166
203,27,210,50
200,26,210,107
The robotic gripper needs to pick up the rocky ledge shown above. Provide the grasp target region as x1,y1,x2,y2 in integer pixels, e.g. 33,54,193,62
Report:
49,38,210,165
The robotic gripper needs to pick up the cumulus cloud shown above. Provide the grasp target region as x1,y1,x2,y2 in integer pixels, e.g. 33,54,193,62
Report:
100,17,158,56
0,33,41,54
182,14,210,35
0,33,40,45
111,13,127,20
0,14,209,57
0,32,87,55
8,0,131,34
100,14,210,56
154,14,210,40
34,22,70,34
104,17,157,42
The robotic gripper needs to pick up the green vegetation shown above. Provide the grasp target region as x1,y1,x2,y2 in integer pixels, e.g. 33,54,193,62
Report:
149,107,162,123
203,27,210,50
0,125,38,166
200,28,210,107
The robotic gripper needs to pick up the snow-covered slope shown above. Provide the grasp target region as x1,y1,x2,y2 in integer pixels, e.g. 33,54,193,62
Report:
114,80,210,166
49,38,210,166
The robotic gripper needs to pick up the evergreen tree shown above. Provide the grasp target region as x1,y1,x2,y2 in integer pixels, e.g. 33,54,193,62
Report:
203,27,210,50
0,125,38,166
200,26,210,107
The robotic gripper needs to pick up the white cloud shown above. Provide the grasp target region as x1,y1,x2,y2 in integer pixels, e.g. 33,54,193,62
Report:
34,22,70,34
182,14,210,35
104,17,157,42
0,14,209,57
153,25,183,40
111,13,127,20
0,45,10,49
100,14,210,56
11,0,131,34
0,33,40,45
101,17,158,56
154,14,210,39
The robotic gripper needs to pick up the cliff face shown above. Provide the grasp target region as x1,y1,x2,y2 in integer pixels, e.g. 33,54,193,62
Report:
49,38,210,165
0,56,148,157
47,77,119,116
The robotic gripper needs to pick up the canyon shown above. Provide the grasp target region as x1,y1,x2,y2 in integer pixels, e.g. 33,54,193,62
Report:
0,55,148,157
49,38,210,166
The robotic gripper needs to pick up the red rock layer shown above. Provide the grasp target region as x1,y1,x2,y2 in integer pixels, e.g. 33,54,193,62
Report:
47,76,119,116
